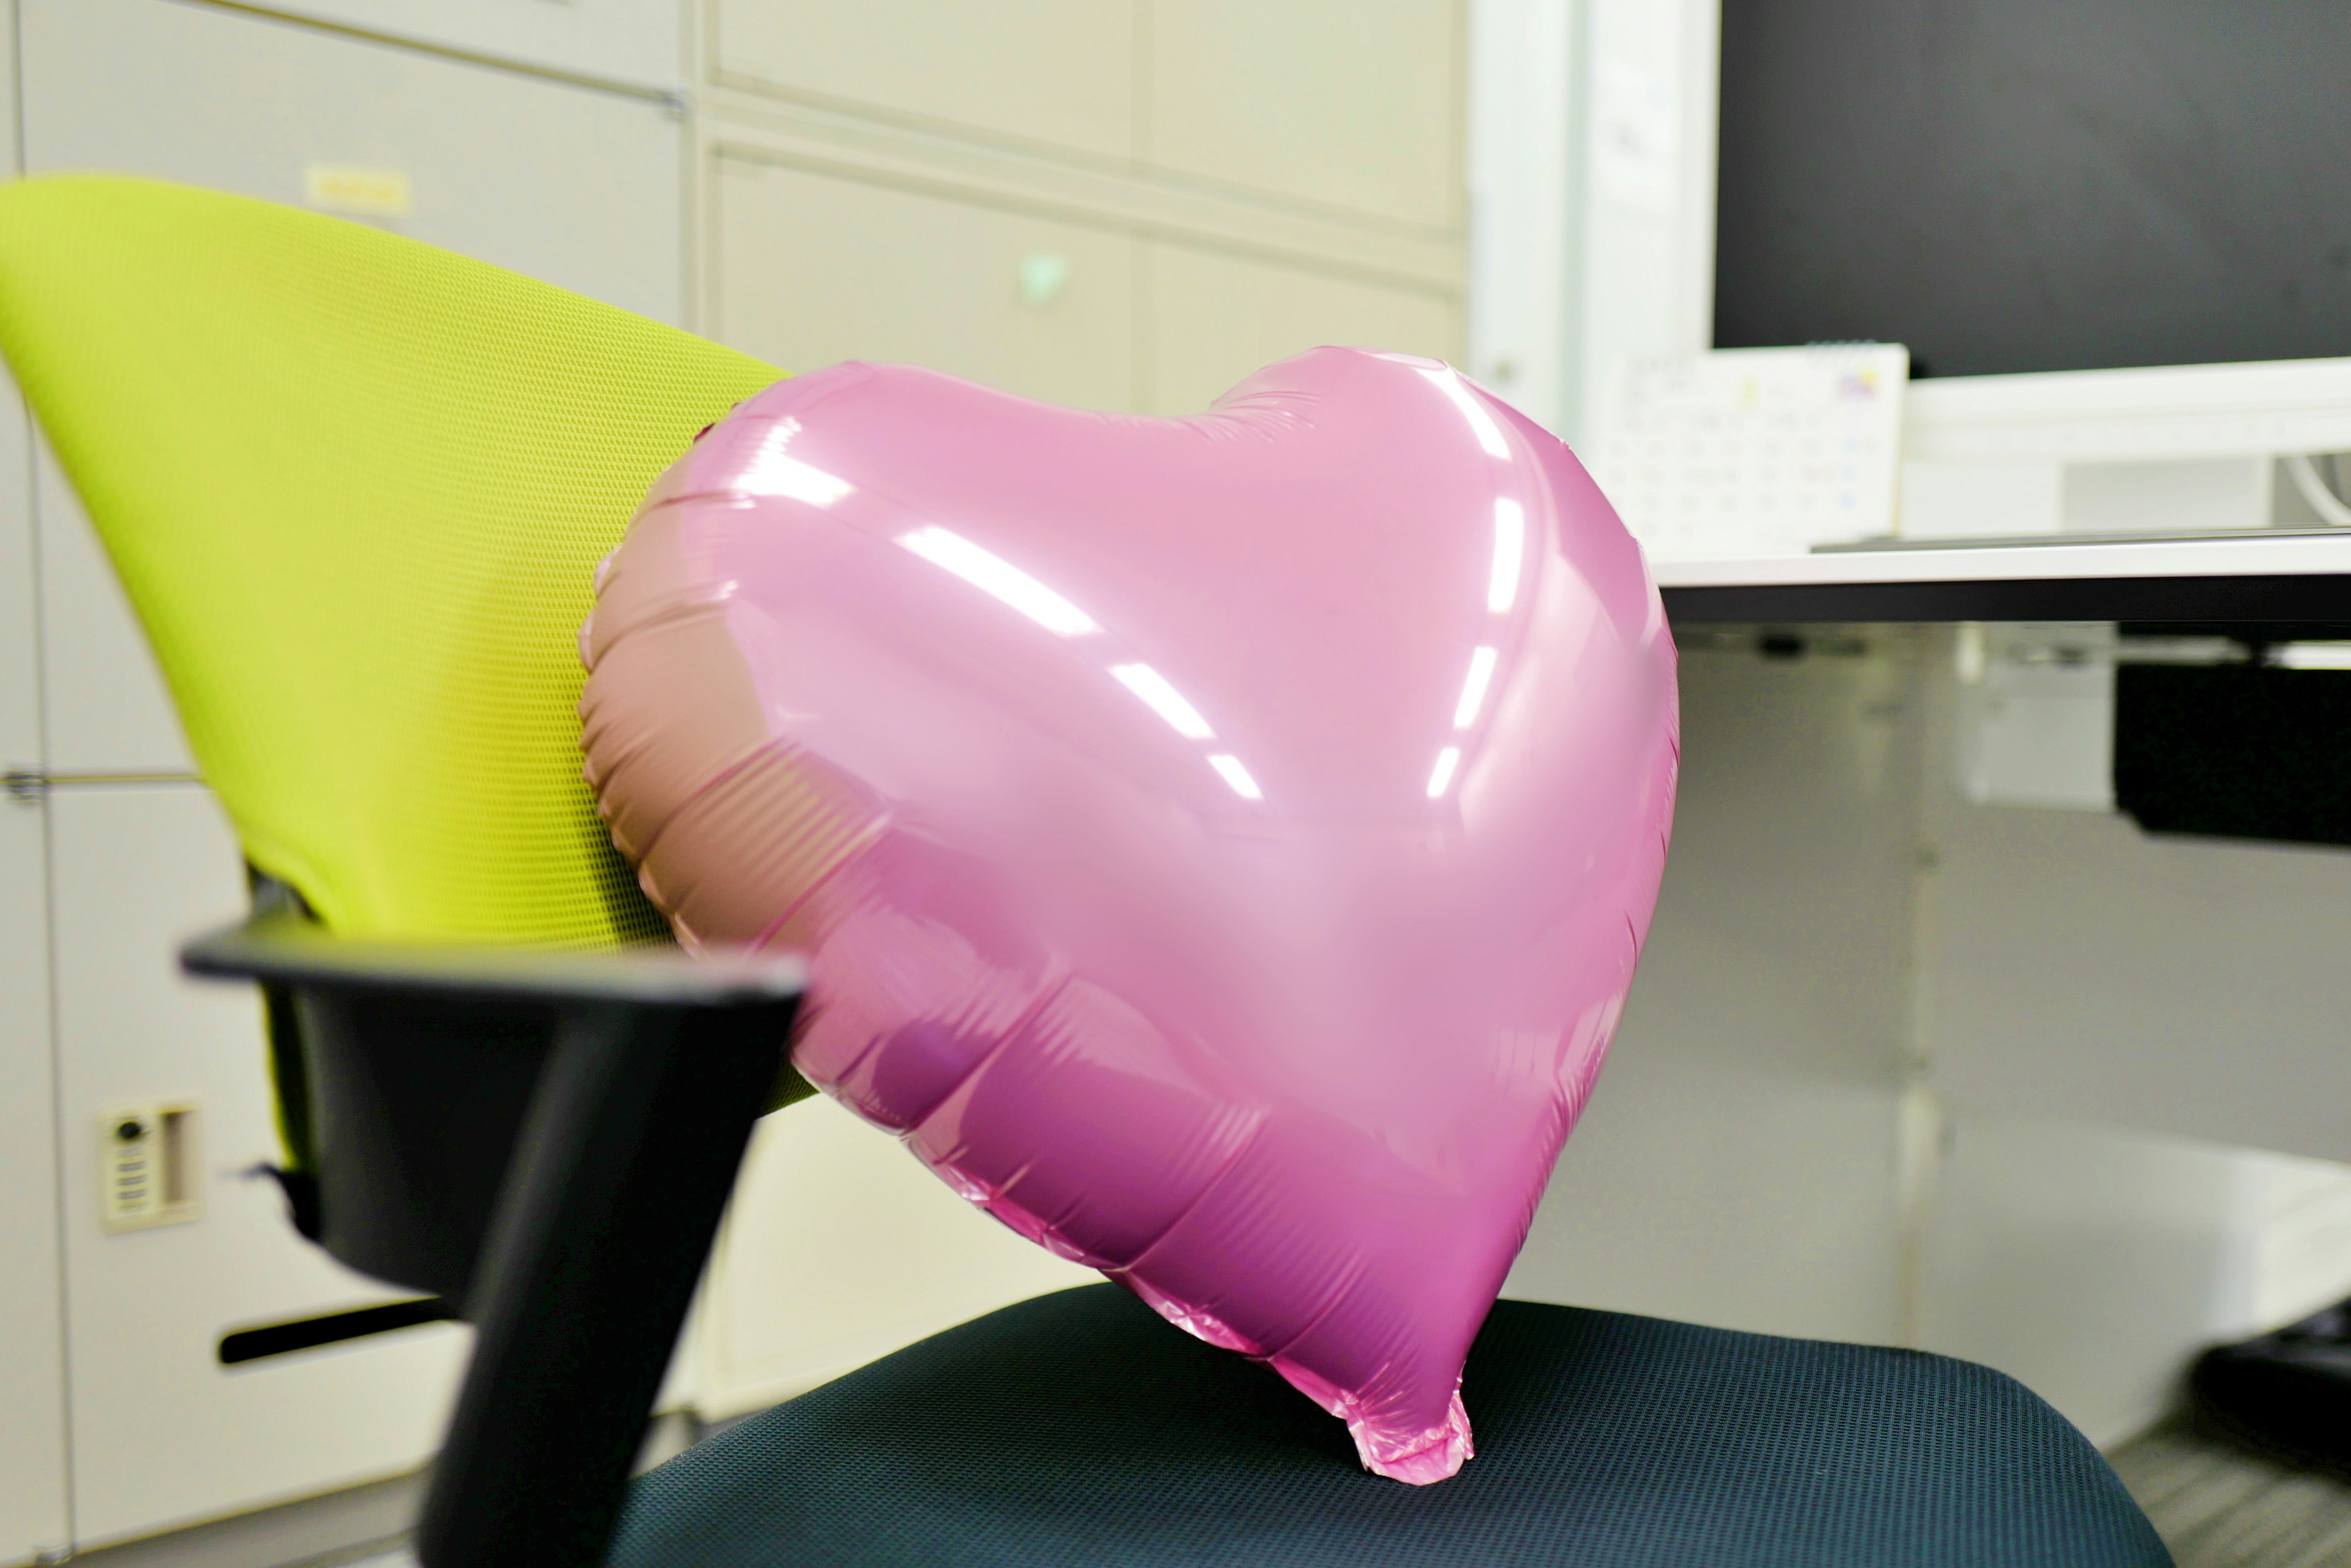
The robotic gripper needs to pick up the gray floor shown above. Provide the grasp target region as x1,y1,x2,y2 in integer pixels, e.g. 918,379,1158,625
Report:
66,1412,699,1568
66,1472,421,1568
2112,1421,2351,1568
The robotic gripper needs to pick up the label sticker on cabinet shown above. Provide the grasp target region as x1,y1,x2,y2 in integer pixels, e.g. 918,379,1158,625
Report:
304,164,413,219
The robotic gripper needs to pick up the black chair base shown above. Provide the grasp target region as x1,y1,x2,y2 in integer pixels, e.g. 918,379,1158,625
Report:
2192,1294,2351,1472
611,1285,2170,1568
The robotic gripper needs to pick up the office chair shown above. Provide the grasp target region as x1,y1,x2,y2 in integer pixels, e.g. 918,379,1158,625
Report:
0,176,2173,1568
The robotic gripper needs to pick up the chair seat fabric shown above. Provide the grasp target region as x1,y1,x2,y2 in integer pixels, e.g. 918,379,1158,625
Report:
609,1283,2169,1567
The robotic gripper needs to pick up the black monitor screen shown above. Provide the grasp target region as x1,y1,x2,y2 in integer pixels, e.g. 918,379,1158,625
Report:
1712,0,2351,377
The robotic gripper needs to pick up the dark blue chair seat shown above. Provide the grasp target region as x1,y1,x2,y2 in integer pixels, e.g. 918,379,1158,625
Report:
609,1284,2170,1567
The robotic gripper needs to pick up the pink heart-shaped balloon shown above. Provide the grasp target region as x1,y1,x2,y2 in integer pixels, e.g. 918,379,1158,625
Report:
580,348,1678,1482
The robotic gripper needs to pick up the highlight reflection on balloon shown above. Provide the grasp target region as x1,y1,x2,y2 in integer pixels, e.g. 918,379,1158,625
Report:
579,348,1679,1483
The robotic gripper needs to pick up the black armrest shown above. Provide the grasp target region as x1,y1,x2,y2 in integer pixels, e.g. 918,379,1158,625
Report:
182,910,806,1568
182,908,808,1007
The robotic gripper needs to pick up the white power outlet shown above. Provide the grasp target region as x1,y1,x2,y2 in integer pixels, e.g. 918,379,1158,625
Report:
100,1101,201,1232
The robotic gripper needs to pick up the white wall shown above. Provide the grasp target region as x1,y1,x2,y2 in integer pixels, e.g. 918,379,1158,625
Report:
1918,1109,2351,1448
1925,749,2351,1167
1501,625,2351,1453
1509,635,1921,1346
1919,1112,2260,1447
1573,0,1719,440
1908,629,2351,1443
1467,0,1577,435
1470,0,1719,446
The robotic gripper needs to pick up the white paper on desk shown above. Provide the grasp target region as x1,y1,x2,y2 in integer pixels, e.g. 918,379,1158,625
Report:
1590,345,1909,560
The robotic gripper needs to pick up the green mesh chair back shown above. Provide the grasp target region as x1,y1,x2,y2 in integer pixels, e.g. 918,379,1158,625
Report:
0,174,781,947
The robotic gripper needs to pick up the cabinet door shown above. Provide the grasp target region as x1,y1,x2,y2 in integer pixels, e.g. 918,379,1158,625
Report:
1144,242,1461,415
0,356,31,776
1149,0,1464,229
696,1095,1094,1419
714,156,1138,411
174,0,681,96
49,787,468,1548
21,0,686,776
0,803,67,1566
713,0,1136,162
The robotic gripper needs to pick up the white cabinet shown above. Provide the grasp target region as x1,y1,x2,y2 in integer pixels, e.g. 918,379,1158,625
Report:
695,1095,1094,1420
1144,241,1461,415
47,787,467,1548
713,0,1136,160
1147,0,1464,228
21,0,688,776
714,156,1138,410
1504,640,1917,1347
214,0,683,96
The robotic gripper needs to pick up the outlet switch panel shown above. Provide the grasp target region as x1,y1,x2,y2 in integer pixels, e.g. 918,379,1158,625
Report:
99,1101,201,1232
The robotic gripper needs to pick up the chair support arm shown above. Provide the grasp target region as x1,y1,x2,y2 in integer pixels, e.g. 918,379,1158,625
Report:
181,908,808,1008
181,910,806,1568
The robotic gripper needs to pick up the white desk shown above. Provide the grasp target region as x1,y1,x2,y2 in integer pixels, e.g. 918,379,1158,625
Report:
1657,533,2351,621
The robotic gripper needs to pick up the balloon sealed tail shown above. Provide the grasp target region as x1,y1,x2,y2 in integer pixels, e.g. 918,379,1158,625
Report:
579,348,1679,1482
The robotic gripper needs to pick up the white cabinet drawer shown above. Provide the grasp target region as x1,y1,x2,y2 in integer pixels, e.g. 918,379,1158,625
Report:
0,0,28,775
714,155,1137,411
48,787,467,1548
714,0,1136,162
1144,241,1460,416
1148,0,1464,230
21,0,687,775
23,0,684,325
0,802,68,1566
213,0,681,96
0,394,31,772
695,1094,1093,1419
